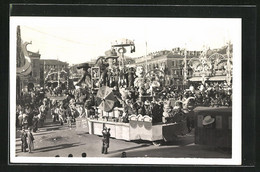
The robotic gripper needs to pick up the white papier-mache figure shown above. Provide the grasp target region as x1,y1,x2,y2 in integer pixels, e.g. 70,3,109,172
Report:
134,66,145,96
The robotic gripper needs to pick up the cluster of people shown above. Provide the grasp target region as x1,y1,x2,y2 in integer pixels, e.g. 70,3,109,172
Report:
17,79,232,133
20,127,35,153
16,92,49,132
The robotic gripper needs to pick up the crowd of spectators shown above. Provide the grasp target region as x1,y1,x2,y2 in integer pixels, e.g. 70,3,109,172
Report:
16,79,232,133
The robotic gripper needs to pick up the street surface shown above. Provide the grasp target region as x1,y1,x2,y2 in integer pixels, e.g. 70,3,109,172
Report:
15,113,231,158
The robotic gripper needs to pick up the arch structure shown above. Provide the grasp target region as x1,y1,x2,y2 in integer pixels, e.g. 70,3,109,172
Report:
144,69,165,87
188,50,232,82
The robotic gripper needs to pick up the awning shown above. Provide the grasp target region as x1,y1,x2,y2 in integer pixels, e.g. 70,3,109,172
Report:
188,76,227,82
188,77,202,82
208,76,226,81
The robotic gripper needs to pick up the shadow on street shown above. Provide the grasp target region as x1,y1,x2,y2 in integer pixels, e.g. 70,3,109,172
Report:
33,142,85,153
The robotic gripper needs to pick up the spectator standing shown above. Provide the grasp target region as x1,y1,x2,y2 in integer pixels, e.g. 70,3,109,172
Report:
22,112,29,129
20,127,28,152
101,127,110,154
32,113,39,132
27,128,34,153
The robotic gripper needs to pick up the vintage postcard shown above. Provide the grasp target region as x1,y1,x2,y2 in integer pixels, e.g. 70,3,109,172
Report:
10,17,241,165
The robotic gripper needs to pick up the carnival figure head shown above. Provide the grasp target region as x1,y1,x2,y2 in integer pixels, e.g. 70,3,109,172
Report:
76,102,85,115
69,98,76,106
144,100,150,106
25,104,31,113
174,101,183,111
136,66,144,78
113,86,118,91
43,98,48,105
186,98,196,111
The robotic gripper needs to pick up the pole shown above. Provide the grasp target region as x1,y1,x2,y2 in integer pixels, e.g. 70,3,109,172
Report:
183,44,187,87
226,41,231,86
145,41,148,73
57,64,60,87
121,47,124,68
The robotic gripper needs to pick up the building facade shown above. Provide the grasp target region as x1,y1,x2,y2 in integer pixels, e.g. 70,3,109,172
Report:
128,48,202,86
128,45,232,87
40,60,69,88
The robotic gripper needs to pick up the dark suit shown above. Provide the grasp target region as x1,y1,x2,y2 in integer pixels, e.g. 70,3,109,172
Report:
20,131,28,152
102,129,110,154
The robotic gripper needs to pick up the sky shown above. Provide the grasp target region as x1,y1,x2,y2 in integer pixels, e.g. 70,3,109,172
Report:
11,17,240,65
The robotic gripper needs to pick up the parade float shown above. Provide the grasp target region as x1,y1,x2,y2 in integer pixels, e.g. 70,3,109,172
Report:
75,38,191,144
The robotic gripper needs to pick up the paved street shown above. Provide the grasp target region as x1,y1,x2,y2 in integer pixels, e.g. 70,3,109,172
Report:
15,114,231,158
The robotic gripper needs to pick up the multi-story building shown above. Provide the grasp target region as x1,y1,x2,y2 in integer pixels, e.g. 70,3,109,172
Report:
128,48,202,86
128,45,232,87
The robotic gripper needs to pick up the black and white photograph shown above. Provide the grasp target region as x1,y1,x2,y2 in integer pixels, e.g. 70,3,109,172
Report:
9,17,242,165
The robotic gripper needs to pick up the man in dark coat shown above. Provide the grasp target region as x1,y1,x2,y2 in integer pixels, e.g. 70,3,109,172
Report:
144,100,152,117
101,127,110,154
151,102,163,123
172,102,186,123
133,100,145,116
128,67,135,88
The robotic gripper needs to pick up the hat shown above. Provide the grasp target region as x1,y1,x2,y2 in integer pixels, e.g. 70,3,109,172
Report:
175,101,183,108
202,115,215,125
52,99,57,105
69,99,76,104
77,63,91,69
144,100,150,106
105,49,118,57
105,56,118,60
164,104,172,109
182,109,190,113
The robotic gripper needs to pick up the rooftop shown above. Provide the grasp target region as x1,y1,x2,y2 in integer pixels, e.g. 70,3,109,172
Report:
40,59,69,66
